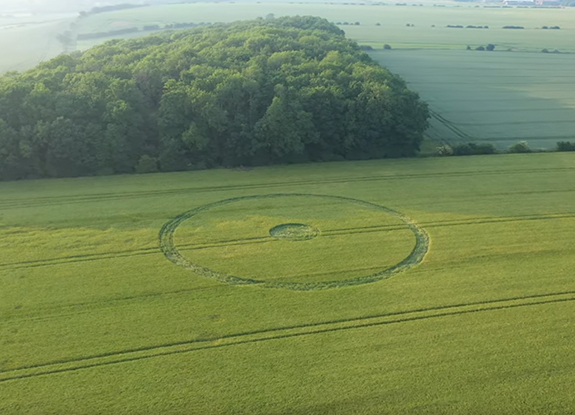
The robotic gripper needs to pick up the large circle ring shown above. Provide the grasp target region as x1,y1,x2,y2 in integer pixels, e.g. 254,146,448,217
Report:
159,194,429,290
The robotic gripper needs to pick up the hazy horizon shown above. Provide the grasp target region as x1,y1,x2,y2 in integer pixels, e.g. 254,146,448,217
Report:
0,0,147,13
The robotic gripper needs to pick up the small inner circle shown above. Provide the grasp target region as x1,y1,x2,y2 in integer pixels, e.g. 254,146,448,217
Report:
269,223,319,241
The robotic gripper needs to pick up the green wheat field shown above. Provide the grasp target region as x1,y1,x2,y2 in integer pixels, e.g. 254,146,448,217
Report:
2,153,575,413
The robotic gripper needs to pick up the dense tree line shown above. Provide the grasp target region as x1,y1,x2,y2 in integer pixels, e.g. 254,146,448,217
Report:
0,16,429,180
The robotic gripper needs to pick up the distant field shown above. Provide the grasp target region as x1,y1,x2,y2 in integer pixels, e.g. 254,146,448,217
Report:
2,154,575,413
75,3,575,52
371,49,575,149
72,3,575,148
0,13,75,74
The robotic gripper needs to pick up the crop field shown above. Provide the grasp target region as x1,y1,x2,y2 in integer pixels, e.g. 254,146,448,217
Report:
0,14,75,74
74,3,575,51
372,49,575,149
2,153,575,413
72,3,575,149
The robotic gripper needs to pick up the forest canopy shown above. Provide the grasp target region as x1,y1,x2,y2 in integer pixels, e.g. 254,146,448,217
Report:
0,16,429,180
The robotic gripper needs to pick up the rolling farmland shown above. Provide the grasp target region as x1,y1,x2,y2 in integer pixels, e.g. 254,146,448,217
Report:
3,4,574,148
372,49,575,149
3,4,575,412
70,2,575,149
74,3,575,52
2,154,575,413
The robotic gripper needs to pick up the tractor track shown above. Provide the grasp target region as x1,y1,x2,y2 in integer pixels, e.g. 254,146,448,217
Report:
1,290,574,384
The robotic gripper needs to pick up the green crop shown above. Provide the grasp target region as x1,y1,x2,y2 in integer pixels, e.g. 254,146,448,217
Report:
1,153,575,413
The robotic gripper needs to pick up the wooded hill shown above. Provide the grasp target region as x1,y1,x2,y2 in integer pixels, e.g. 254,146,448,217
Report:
0,16,429,180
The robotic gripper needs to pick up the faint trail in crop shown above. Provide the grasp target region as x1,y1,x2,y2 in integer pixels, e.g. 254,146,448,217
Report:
429,109,473,140
451,120,575,127
468,136,575,143
0,239,271,271
159,194,430,290
1,291,574,384
159,201,575,290
441,107,575,115
2,166,575,211
2,212,575,272
0,285,223,326
178,236,273,251
409,78,575,84
422,212,575,229
415,82,575,88
263,265,391,284
0,247,159,270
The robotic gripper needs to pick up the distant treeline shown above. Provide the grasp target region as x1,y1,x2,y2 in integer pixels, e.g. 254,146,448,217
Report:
77,22,207,40
447,25,489,29
438,141,575,156
468,44,495,51
79,4,148,17
557,141,575,151
78,27,140,40
0,17,429,181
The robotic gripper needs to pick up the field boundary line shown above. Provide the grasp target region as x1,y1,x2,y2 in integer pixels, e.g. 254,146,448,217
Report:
2,167,575,211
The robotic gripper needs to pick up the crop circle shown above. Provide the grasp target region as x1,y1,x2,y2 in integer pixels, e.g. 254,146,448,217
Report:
159,194,429,290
